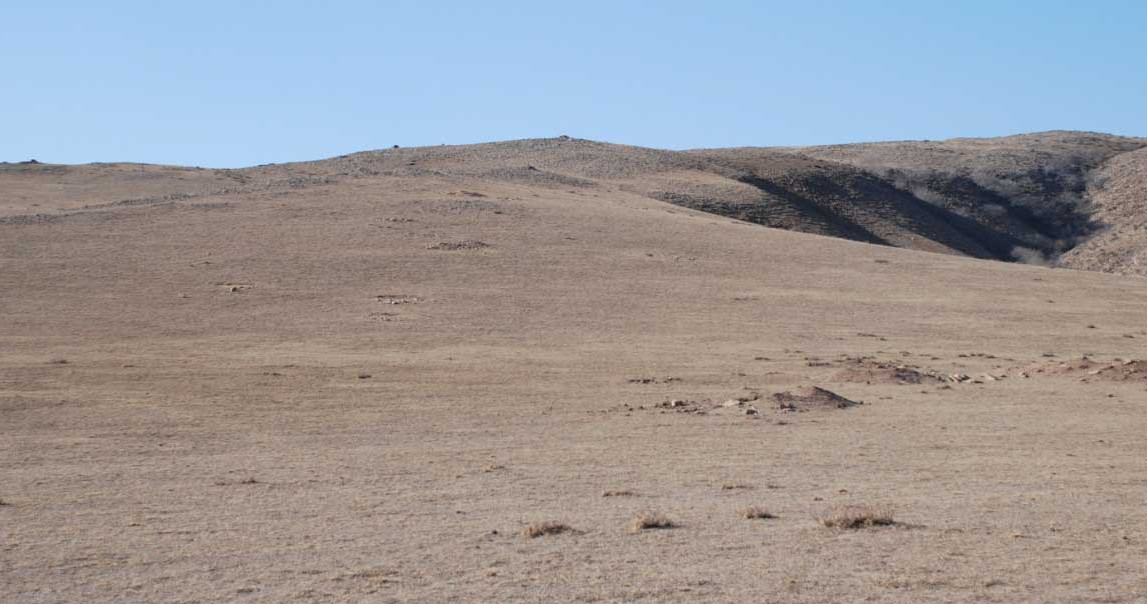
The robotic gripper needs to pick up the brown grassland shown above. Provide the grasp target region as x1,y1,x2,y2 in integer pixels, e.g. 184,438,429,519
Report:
2,134,1146,602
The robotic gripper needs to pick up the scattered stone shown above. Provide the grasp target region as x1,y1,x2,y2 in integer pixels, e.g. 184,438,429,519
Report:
654,399,707,415
627,376,681,384
1025,356,1147,383
833,358,945,385
376,294,421,304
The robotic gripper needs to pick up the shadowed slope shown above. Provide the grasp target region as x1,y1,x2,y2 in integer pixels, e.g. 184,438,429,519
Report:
1060,146,1147,275
783,131,1147,263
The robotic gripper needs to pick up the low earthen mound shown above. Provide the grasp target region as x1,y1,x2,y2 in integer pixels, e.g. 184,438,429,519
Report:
772,387,861,412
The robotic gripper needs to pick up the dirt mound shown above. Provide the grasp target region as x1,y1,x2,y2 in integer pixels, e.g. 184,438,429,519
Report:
831,359,945,385
772,387,862,412
1023,357,1147,382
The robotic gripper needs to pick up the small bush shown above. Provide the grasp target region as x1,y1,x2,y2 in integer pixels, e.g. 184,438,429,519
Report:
521,521,572,538
629,512,674,533
602,490,636,497
740,506,776,520
816,505,894,529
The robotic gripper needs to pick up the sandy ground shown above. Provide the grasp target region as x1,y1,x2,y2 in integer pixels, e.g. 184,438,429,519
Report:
3,167,1147,602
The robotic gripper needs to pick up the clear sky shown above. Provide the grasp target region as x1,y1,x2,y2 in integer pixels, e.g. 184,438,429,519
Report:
3,1,1145,168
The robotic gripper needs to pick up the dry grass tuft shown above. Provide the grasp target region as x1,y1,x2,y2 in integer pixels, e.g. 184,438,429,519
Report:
602,490,636,497
816,505,894,529
628,511,675,533
740,506,776,520
521,520,572,538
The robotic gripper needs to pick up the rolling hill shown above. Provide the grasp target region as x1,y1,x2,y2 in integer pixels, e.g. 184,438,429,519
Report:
4,130,1145,274
3,132,1147,602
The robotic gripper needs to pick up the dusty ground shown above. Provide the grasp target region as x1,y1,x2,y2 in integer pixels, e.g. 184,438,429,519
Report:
2,145,1147,603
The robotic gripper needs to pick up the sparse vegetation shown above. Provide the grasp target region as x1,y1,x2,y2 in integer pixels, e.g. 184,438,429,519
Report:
8,130,1147,603
602,489,636,497
740,506,776,520
629,512,675,533
816,505,894,529
426,240,490,251
521,521,572,538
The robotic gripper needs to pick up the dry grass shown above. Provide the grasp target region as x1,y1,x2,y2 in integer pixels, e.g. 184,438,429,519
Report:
628,512,675,534
602,490,636,497
740,506,776,520
521,521,572,538
816,505,894,529
9,133,1147,603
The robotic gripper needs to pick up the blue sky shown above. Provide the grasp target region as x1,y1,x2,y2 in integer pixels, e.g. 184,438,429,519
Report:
3,1,1145,167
